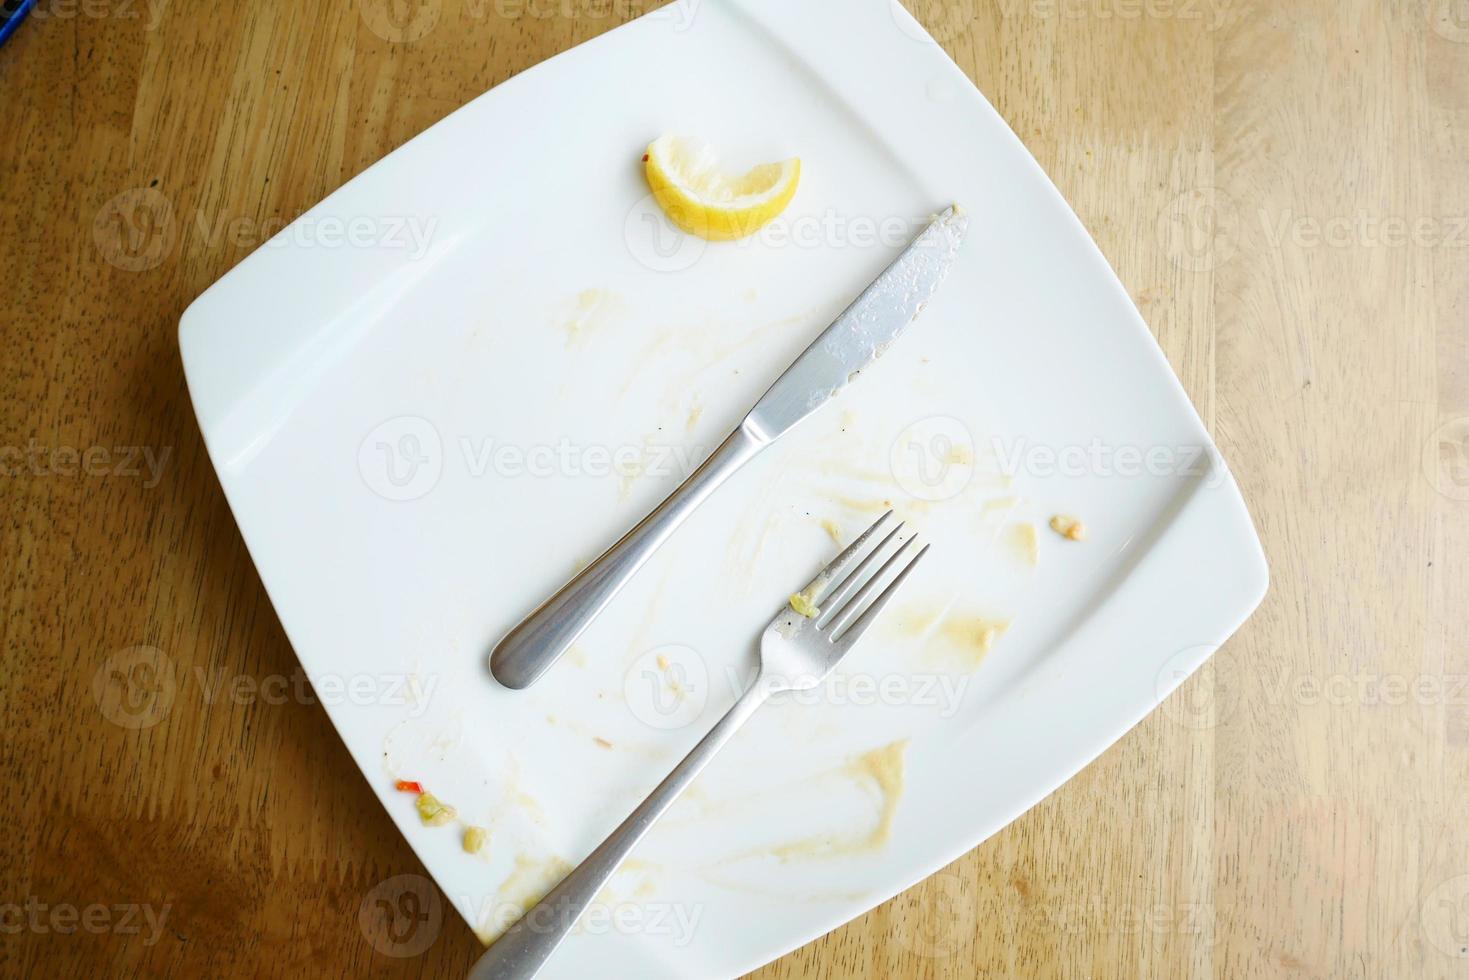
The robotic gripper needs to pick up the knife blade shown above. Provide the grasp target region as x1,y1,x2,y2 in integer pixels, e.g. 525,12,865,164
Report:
489,205,968,689
744,203,968,440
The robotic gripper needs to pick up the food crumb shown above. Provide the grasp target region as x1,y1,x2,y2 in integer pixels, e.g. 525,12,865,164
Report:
819,518,843,544
593,736,613,749
463,826,489,854
656,654,670,670
1049,515,1086,541
789,591,820,618
415,791,457,827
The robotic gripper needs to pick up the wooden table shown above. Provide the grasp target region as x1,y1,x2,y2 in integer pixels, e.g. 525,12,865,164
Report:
2,0,1465,975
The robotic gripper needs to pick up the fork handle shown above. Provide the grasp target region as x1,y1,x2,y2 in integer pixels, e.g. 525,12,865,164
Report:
468,679,770,980
490,421,766,689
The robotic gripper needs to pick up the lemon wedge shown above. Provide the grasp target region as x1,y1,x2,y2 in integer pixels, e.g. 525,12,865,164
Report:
643,135,800,241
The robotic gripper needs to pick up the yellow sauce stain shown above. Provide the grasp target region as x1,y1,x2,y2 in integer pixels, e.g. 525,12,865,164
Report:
686,400,704,431
617,453,646,501
945,445,974,466
934,615,1011,669
1006,521,1039,567
982,495,1020,517
830,494,896,514
514,791,547,826
764,740,909,861
558,288,621,348
819,518,843,544
620,857,662,873
566,645,588,668
892,603,944,637
478,854,574,944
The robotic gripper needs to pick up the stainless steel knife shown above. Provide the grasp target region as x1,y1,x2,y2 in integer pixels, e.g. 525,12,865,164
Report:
490,204,968,689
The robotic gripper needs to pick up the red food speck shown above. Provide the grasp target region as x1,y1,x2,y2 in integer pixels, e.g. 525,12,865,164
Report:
395,779,424,794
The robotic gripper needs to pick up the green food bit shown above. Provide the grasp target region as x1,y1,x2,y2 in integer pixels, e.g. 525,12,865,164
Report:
415,792,457,827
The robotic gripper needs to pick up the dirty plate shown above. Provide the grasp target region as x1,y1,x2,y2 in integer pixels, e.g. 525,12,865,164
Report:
180,0,1267,975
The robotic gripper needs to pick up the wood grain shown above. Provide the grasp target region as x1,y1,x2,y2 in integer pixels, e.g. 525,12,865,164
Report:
1,0,1465,976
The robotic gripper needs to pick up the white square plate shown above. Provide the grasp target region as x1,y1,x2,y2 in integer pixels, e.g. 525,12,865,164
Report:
181,1,1267,975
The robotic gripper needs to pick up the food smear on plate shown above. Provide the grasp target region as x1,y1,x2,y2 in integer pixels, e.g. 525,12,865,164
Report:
1006,521,1039,566
1049,514,1086,540
921,614,1011,669
557,287,622,348
981,495,1020,517
478,854,575,944
643,134,800,241
723,740,910,863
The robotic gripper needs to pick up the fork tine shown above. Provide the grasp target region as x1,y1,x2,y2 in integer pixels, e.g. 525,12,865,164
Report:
795,510,894,606
815,521,906,627
828,541,928,643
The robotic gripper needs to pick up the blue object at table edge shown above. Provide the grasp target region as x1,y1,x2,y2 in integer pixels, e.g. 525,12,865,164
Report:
0,0,36,49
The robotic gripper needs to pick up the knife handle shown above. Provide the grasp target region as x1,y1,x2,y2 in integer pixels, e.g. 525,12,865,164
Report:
489,420,766,689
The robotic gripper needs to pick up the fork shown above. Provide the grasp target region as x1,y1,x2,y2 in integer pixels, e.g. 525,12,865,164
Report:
467,510,926,980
